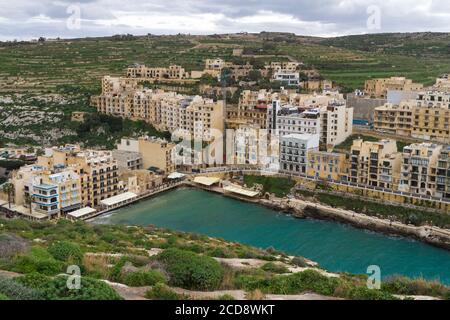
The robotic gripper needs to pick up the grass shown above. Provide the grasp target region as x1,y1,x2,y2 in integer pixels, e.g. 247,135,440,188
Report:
244,175,295,197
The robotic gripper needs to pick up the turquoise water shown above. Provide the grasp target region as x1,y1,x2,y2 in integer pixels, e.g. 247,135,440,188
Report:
94,188,450,284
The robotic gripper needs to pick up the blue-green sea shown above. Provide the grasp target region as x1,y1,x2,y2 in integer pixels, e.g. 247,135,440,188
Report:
93,188,450,284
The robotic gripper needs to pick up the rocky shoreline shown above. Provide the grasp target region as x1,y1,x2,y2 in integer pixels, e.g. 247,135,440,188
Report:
256,196,450,251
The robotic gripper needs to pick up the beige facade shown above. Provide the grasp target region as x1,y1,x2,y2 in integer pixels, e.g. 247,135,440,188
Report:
349,139,402,190
117,137,176,174
307,151,347,181
399,143,443,196
374,91,450,143
119,169,163,195
126,64,188,80
38,146,119,208
11,164,82,217
364,77,423,98
93,89,224,141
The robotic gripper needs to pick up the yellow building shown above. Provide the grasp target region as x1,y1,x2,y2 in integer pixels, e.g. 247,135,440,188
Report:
307,151,347,181
11,164,82,217
349,139,402,190
399,142,443,196
365,77,423,98
38,146,119,208
374,91,450,143
117,137,176,174
119,169,163,195
126,64,188,80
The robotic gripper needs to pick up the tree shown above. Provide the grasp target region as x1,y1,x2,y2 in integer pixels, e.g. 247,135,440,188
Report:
24,194,34,215
2,183,14,209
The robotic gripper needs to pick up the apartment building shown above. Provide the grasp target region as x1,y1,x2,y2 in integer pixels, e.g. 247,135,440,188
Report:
112,150,143,172
374,102,414,136
374,91,450,143
365,77,423,98
126,64,188,80
434,146,450,201
268,61,300,73
307,151,347,181
204,58,232,77
268,101,352,148
399,143,443,196
11,165,82,217
117,136,176,174
38,146,119,208
93,88,224,141
434,75,450,91
273,71,300,86
118,169,163,195
349,139,402,190
279,133,320,174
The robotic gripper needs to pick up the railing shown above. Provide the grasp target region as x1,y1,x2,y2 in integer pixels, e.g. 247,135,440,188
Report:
186,166,450,205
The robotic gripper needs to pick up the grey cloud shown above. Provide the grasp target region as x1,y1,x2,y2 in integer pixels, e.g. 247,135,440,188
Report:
0,0,449,40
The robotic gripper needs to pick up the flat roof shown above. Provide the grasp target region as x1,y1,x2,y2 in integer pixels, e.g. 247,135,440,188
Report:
167,172,185,179
100,192,137,206
67,207,97,218
193,176,221,186
223,185,260,198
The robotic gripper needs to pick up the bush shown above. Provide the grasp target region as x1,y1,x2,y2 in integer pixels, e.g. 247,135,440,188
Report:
156,249,224,291
122,270,166,287
109,257,128,282
12,247,64,276
382,276,449,298
344,286,395,300
0,293,9,300
0,276,42,300
235,270,340,296
145,283,183,300
261,262,290,274
48,241,83,264
217,294,235,300
15,273,51,291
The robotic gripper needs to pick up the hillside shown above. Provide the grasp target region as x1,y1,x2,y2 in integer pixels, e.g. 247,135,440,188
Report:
0,218,448,300
1,32,449,147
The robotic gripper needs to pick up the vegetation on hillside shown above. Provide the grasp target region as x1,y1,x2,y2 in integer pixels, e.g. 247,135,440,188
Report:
0,217,448,300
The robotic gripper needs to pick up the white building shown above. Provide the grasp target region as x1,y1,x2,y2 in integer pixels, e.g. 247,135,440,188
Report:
279,133,320,174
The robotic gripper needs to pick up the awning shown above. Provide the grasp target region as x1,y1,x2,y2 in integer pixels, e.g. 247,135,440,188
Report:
67,207,97,219
193,176,221,186
167,172,186,179
100,192,137,207
223,185,260,198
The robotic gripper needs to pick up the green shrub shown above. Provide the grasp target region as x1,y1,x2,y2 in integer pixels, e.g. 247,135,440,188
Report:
0,276,42,300
0,293,9,300
122,270,166,287
235,270,340,296
109,257,128,282
382,276,449,298
261,262,290,274
12,247,64,276
344,286,396,300
15,273,51,291
217,294,235,300
36,275,121,300
48,241,83,264
156,249,224,291
145,283,183,300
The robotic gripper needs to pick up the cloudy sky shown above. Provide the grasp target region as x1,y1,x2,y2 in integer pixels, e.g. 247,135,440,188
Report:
1,0,449,40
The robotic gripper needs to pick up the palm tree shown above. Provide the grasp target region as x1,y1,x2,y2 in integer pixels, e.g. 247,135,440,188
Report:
2,182,14,209
24,193,34,215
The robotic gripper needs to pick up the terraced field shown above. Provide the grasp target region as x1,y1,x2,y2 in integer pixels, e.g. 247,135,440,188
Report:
0,32,449,147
